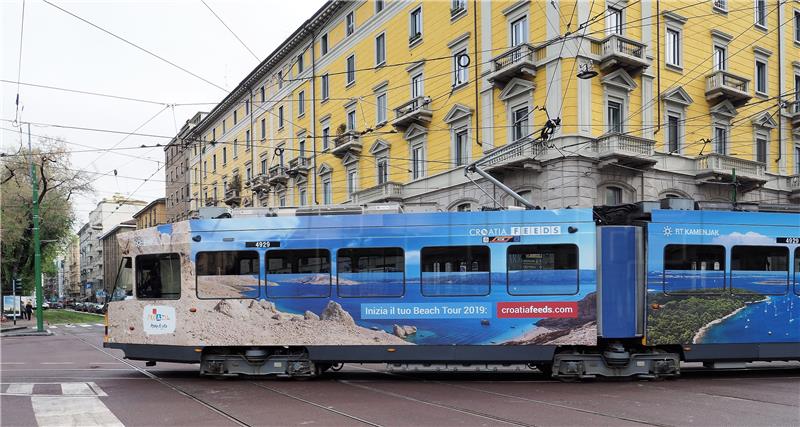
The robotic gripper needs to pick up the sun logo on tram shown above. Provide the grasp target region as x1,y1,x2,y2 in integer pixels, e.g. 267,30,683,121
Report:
662,226,673,237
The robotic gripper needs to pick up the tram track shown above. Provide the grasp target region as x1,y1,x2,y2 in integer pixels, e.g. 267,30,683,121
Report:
64,330,252,427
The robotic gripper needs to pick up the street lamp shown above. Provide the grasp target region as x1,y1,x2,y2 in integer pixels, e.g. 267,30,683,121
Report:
577,60,598,80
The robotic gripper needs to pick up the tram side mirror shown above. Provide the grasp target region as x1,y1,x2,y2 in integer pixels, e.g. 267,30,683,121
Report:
568,226,578,234
192,235,202,242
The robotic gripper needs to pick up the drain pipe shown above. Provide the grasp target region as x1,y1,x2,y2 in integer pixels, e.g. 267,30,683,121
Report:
776,0,783,168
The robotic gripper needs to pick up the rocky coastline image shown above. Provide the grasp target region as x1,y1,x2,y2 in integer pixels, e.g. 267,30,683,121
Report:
502,293,597,346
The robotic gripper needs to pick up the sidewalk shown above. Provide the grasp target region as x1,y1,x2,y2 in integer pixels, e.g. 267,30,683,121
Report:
1,315,52,336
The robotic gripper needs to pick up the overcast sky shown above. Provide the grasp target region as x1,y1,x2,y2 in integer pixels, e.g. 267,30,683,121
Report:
1,0,324,227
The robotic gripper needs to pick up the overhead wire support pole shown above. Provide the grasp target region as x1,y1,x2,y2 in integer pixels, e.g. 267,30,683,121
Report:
28,122,44,332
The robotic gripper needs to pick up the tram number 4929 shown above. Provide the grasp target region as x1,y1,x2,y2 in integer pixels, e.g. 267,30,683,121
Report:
245,241,281,248
776,237,800,244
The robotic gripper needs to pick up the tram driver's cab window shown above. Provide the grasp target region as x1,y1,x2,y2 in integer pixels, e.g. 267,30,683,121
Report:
420,246,490,296
111,257,133,301
266,249,331,298
507,244,579,295
731,246,789,295
663,245,725,294
135,253,181,299
196,251,260,299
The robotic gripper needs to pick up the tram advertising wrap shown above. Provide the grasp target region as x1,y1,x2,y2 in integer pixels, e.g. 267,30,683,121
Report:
106,209,597,347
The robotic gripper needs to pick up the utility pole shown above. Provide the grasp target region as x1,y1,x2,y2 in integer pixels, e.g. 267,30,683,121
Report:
28,123,44,332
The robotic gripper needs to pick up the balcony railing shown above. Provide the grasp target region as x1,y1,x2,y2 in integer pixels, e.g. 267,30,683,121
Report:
479,137,548,170
391,96,432,128
287,156,311,176
352,181,404,204
332,130,363,157
224,188,241,206
487,43,540,84
594,133,657,168
205,198,218,207
787,100,800,127
597,34,649,71
268,165,289,185
788,175,800,199
694,153,766,182
705,70,751,104
249,174,269,192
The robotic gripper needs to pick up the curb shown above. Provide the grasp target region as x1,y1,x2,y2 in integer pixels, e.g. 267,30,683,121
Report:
1,329,54,337
0,326,28,333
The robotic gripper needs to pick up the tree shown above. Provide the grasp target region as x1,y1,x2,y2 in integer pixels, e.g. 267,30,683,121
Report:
1,137,93,294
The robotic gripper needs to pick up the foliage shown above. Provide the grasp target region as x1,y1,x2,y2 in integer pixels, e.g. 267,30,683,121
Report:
1,137,92,293
647,291,765,345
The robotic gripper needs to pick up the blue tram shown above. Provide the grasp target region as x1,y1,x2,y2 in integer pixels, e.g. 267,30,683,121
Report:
103,206,799,379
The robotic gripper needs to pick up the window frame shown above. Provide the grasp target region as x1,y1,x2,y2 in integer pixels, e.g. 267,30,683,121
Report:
376,91,387,125
754,0,767,29
663,244,727,295
506,244,580,296
375,32,386,67
321,73,330,101
336,247,405,298
135,253,181,300
297,90,305,117
265,249,332,299
409,6,423,45
755,58,768,96
195,250,261,300
321,33,329,55
346,11,355,36
346,54,356,86
731,245,789,295
420,245,491,297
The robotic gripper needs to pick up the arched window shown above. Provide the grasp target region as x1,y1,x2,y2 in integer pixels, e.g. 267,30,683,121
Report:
605,186,622,205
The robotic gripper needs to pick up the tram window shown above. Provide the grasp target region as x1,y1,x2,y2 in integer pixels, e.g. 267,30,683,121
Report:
420,246,490,296
196,251,260,299
337,248,404,297
135,253,181,299
731,246,789,295
111,257,133,301
507,245,579,295
266,249,330,298
663,245,725,294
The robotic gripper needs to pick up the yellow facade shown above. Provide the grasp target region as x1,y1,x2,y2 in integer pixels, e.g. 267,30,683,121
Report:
133,198,167,230
185,0,800,211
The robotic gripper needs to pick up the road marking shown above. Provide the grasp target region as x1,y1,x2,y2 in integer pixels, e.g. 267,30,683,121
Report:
32,396,124,427
0,362,25,365
6,384,34,394
41,362,73,365
61,383,94,396
49,325,58,329
94,323,104,327
80,324,91,328
65,325,76,328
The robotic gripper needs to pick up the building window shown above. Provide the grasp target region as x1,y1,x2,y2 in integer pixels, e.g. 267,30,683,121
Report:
246,165,252,181
260,158,267,175
244,130,250,151
714,0,728,12
510,16,527,47
714,126,727,155
203,161,208,177
512,106,529,141
667,114,680,153
346,54,356,85
233,139,238,158
455,203,471,212
795,146,800,174
377,158,388,185
795,11,800,43
451,0,466,16
297,53,304,74
212,154,217,171
299,187,307,206
212,128,216,142
298,91,305,116
260,86,265,103
279,194,286,207
323,177,332,204
321,34,328,55
375,33,386,66
298,138,306,158
605,186,623,205
321,74,329,100
347,169,358,197
755,59,767,95
666,28,681,67
375,0,384,14
607,99,622,133
411,145,424,179
261,118,266,140
409,7,422,43
756,136,768,163
376,92,387,124
346,11,355,36
347,109,357,131
222,147,227,165
222,120,226,134
322,125,330,150
411,73,424,98
713,45,726,71
606,6,623,35
453,48,468,86
755,0,767,28
277,70,283,90
278,106,284,128
454,128,468,166
233,110,238,125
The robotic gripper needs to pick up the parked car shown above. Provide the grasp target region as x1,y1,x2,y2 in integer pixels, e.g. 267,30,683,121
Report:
41,301,50,310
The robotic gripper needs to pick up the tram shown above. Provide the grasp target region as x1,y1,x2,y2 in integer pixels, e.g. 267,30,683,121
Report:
103,205,800,379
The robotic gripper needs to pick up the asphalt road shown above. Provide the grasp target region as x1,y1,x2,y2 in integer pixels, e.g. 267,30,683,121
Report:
2,325,799,427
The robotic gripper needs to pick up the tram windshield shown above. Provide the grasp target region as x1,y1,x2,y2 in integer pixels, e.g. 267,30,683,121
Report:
109,257,133,302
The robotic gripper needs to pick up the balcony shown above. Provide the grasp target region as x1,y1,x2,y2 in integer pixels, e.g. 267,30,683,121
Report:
487,43,540,85
268,165,289,185
223,188,241,206
694,153,767,191
249,174,270,193
479,137,548,172
787,100,800,128
352,181,404,204
596,34,649,72
331,130,362,157
788,175,800,201
594,133,657,169
391,96,432,129
205,198,218,207
287,156,311,177
705,70,752,105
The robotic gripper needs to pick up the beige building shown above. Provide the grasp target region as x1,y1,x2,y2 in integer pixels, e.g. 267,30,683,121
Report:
165,112,207,222
64,237,80,298
133,198,167,230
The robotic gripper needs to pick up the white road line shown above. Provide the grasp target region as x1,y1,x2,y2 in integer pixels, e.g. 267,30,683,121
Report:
6,384,34,394
80,324,91,328
49,325,58,329
0,362,25,365
65,325,76,328
94,323,104,327
32,396,124,427
41,362,74,365
61,383,94,396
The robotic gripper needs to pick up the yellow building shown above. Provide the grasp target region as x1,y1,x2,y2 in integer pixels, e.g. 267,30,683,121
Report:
132,198,167,229
181,0,800,214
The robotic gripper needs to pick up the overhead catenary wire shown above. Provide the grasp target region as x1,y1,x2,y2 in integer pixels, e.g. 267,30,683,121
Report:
200,0,259,62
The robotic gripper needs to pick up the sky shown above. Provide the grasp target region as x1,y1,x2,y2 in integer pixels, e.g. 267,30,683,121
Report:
1,0,325,227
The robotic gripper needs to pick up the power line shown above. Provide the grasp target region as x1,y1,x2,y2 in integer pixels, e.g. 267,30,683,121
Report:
41,0,228,92
0,79,170,106
13,0,27,124
200,0,259,61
